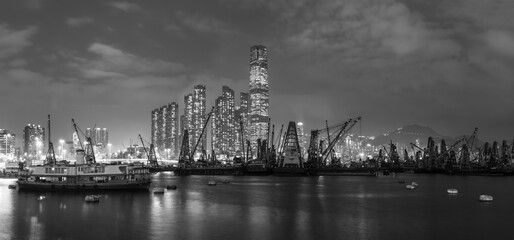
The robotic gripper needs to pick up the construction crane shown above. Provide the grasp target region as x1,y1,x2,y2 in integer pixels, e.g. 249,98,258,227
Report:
138,134,158,168
318,117,361,165
72,119,95,164
189,107,214,161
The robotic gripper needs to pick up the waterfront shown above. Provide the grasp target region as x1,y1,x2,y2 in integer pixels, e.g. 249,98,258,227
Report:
1,173,513,240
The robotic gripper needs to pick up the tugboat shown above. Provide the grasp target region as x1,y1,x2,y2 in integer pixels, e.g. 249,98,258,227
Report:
17,118,152,191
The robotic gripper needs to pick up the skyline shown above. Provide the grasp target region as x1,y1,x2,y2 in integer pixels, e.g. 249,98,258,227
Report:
1,0,513,151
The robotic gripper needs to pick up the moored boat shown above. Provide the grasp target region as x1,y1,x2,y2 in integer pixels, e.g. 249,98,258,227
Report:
153,188,165,194
479,195,493,202
447,188,458,194
406,185,416,189
207,180,217,186
85,195,100,202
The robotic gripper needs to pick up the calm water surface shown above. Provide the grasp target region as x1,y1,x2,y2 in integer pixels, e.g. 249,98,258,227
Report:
1,173,512,240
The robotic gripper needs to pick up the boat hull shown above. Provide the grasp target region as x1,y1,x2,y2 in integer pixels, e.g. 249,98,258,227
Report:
16,180,151,191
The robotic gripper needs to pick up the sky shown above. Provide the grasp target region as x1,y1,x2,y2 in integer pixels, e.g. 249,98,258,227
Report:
0,0,513,150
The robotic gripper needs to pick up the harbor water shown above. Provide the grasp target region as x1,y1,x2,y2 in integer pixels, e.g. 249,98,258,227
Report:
1,173,513,240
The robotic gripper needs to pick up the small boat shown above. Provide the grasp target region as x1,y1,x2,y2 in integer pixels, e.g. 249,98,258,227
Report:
479,195,493,202
166,185,177,190
37,195,46,201
207,180,217,186
153,188,165,194
447,188,458,194
398,180,405,184
222,179,230,184
411,182,418,186
85,195,100,203
406,185,416,190
8,184,16,189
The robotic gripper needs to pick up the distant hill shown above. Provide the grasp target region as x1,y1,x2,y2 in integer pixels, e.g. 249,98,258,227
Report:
372,124,484,149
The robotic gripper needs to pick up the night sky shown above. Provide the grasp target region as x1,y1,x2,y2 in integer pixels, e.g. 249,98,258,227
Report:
1,0,513,150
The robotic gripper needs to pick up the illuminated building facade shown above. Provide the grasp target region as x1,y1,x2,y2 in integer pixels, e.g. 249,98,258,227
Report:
192,85,207,153
249,45,270,147
212,86,236,158
0,129,15,160
151,102,179,158
239,92,250,142
183,93,194,150
23,124,45,156
86,127,109,148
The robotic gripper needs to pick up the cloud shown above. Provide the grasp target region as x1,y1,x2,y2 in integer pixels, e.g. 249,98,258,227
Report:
25,0,42,10
283,0,461,59
75,42,185,79
174,11,236,35
109,2,142,12
483,30,514,57
0,24,38,59
66,17,94,27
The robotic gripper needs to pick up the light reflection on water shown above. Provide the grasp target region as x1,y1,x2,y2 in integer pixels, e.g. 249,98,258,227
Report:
1,174,514,239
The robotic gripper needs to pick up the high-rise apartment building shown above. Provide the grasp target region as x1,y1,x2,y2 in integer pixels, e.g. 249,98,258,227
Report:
0,129,15,160
239,92,250,142
192,85,207,154
212,86,236,158
183,93,194,150
85,127,109,148
23,124,45,156
249,45,270,147
151,102,179,158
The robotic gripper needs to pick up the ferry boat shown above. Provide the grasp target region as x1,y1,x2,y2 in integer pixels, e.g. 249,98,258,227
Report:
16,158,152,191
16,118,152,191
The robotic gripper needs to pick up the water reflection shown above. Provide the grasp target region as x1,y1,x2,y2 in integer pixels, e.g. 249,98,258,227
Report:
2,174,514,239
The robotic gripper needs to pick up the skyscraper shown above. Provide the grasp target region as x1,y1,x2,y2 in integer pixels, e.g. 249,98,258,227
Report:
151,102,179,158
0,129,15,160
192,85,207,154
23,124,45,156
239,92,250,142
249,45,270,147
212,86,236,158
184,93,194,150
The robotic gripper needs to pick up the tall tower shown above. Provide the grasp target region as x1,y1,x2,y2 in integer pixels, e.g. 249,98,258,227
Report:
192,85,206,155
184,93,194,150
249,45,269,147
239,92,250,142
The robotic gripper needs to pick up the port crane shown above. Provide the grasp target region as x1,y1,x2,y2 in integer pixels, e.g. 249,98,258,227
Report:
72,119,96,164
